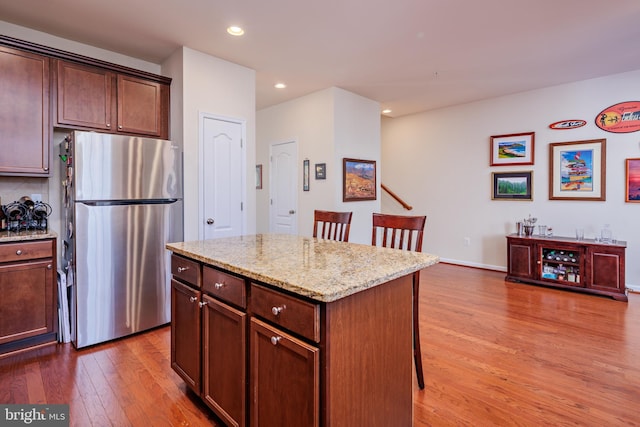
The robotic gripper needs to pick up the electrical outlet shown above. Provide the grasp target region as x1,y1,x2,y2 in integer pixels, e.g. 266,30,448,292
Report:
464,237,471,247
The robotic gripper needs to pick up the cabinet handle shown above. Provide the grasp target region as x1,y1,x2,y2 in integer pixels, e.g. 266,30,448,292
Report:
199,301,208,308
47,264,52,270
106,123,111,128
214,282,224,289
271,305,286,316
177,266,188,273
189,296,197,303
270,336,281,346
16,250,23,255
118,125,123,129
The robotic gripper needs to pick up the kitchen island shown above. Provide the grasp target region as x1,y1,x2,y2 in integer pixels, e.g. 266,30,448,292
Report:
167,234,439,427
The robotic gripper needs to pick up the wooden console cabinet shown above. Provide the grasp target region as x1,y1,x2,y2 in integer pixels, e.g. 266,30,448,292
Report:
506,234,627,301
0,238,58,356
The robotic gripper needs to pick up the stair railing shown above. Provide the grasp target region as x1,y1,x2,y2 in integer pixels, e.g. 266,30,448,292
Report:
381,183,413,211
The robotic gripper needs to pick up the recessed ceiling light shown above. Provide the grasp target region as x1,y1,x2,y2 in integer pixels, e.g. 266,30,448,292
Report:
382,109,392,114
227,26,244,36
274,83,286,89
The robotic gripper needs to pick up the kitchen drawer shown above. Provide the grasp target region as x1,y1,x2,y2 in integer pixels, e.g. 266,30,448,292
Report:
203,266,246,308
251,283,320,343
0,240,53,263
171,254,201,288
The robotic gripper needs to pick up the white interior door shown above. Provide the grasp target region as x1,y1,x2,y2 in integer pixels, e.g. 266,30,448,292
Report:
270,141,298,234
200,114,244,239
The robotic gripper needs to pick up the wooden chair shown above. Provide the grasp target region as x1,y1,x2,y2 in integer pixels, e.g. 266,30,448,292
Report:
313,210,353,242
371,212,427,389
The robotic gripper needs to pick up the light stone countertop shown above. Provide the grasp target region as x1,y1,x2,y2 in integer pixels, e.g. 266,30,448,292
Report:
0,230,57,243
167,233,440,302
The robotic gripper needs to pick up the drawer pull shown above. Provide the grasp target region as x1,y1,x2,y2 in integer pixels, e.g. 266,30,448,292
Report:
189,296,197,303
271,305,286,316
199,301,208,308
214,282,225,290
47,264,52,270
270,336,281,346
177,266,189,273
16,250,23,255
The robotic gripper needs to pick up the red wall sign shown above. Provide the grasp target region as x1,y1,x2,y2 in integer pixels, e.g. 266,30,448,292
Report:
549,120,586,130
595,101,640,133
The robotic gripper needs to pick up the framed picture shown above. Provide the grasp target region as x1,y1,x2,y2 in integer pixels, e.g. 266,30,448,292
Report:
492,171,533,200
490,132,535,166
315,163,326,180
255,164,263,189
343,158,376,202
625,158,640,202
303,159,310,191
549,139,606,201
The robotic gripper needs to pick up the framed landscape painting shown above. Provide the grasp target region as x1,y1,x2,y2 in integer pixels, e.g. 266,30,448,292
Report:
492,171,533,200
625,158,640,202
343,158,376,201
549,139,606,201
490,132,535,166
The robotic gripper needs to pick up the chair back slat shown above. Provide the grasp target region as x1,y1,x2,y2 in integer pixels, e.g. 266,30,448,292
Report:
313,210,353,242
372,213,426,252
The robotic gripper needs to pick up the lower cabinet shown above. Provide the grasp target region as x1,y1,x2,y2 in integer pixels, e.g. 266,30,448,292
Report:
170,252,414,426
250,317,319,427
506,234,627,301
0,238,57,356
202,295,246,427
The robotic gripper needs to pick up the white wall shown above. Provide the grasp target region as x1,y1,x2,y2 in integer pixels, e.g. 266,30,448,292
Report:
256,87,380,244
381,69,640,289
163,46,256,241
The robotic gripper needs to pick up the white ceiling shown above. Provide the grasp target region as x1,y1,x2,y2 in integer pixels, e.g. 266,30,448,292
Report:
2,0,640,117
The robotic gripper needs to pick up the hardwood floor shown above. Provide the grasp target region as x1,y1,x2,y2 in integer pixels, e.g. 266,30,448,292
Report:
1,263,638,426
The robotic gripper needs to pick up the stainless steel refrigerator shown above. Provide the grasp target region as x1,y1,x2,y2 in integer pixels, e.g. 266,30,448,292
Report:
61,131,183,349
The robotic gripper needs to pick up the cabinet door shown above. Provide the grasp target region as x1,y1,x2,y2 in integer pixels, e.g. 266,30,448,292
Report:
507,239,535,279
586,246,625,293
0,259,55,345
0,46,50,176
117,74,166,138
202,295,246,427
250,318,319,427
56,60,114,131
171,279,202,393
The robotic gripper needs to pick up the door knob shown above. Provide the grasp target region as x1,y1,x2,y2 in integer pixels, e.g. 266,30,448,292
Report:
206,218,214,224
289,210,295,214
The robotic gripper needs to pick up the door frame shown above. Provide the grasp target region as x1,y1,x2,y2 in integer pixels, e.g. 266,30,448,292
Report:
198,111,247,240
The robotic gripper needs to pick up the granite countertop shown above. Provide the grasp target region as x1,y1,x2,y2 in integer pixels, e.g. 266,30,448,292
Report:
0,230,57,243
167,234,440,302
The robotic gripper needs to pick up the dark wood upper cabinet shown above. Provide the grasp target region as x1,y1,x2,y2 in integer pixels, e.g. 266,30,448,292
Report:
0,46,51,176
55,60,113,131
55,60,169,139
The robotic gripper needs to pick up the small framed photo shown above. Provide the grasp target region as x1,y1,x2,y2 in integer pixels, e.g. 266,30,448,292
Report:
255,164,263,189
492,171,533,200
625,158,640,202
315,163,326,180
303,159,310,191
490,132,535,166
549,139,606,201
343,158,376,202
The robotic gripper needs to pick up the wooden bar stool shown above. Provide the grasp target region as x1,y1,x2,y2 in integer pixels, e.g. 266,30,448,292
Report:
313,210,353,242
372,212,427,389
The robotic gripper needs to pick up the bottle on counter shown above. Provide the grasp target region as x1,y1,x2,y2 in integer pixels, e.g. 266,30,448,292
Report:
0,197,6,231
601,224,612,244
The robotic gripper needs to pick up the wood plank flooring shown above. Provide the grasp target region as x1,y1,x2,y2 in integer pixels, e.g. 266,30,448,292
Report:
1,263,639,426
